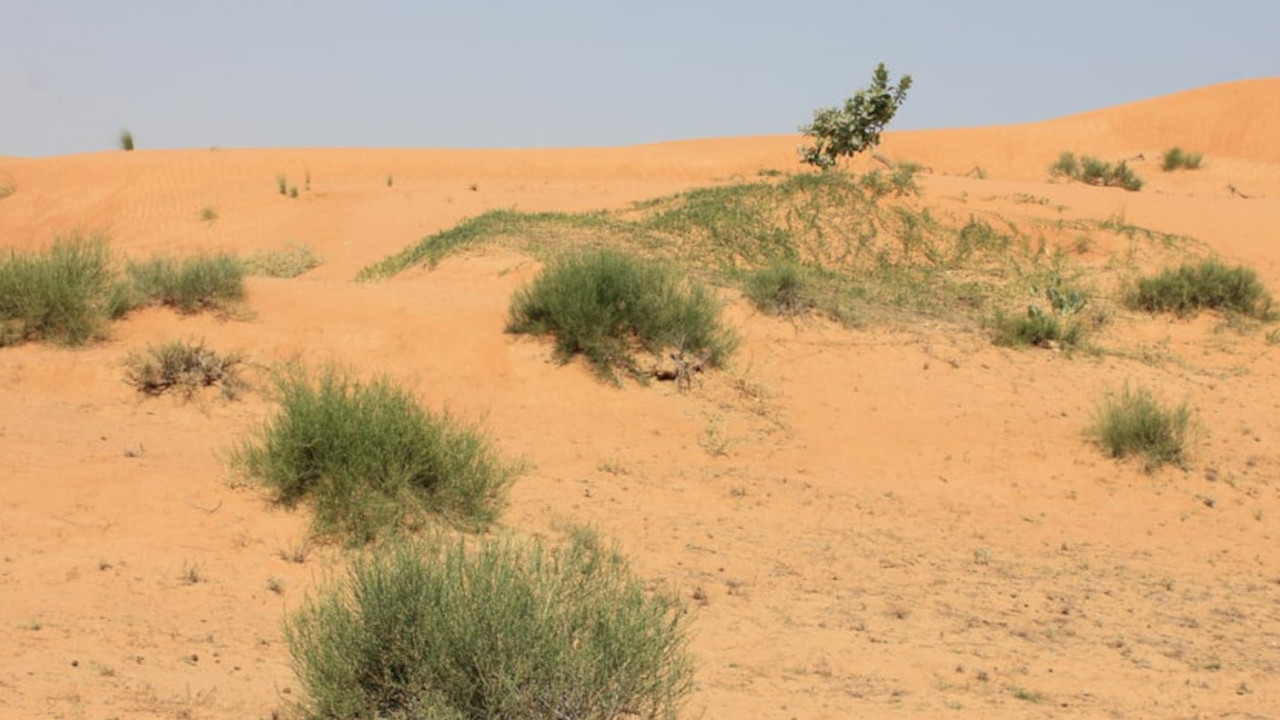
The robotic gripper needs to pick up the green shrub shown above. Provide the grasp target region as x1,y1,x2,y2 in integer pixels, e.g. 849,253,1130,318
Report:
507,250,734,380
744,262,813,317
277,174,288,195
0,234,116,346
234,367,515,542
1162,147,1203,171
286,530,692,720
1127,260,1274,319
890,162,922,196
246,244,323,278
124,338,246,399
120,129,134,152
126,252,245,313
1090,386,1191,470
1049,152,1079,180
799,63,912,170
990,307,1082,349
1050,152,1142,191
1108,161,1143,192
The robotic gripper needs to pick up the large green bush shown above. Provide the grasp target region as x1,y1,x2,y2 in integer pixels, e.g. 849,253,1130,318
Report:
0,234,119,346
287,531,693,720
507,250,734,380
235,367,515,542
1127,260,1273,319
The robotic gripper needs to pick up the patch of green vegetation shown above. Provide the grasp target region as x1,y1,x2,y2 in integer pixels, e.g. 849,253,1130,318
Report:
1127,260,1273,319
0,234,118,346
1162,147,1203,171
1049,151,1142,191
286,529,692,720
743,262,814,317
245,243,323,278
277,174,288,195
234,366,516,543
990,307,1083,349
125,253,246,314
357,209,616,280
124,338,246,400
364,170,1169,337
1011,687,1045,703
0,177,14,200
1090,385,1191,470
199,206,218,223
507,249,734,381
119,129,134,152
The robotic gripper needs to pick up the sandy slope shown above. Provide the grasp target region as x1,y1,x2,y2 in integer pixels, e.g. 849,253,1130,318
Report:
2,79,1280,719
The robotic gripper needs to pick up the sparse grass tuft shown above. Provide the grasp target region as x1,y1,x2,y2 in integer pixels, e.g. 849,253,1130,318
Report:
744,262,814,317
0,234,117,346
124,338,246,400
890,162,922,196
277,174,288,195
1162,147,1203,171
246,243,323,278
507,250,735,381
126,253,246,314
1127,260,1273,319
234,366,516,543
990,308,1082,349
286,530,692,720
1090,385,1191,470
0,176,14,200
199,206,218,223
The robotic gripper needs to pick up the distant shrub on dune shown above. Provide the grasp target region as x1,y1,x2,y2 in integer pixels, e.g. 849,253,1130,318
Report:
1161,147,1203,171
119,129,135,151
1049,151,1142,191
1049,152,1079,180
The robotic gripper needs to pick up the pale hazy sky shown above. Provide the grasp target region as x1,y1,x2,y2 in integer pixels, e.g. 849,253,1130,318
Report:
1,1,1276,156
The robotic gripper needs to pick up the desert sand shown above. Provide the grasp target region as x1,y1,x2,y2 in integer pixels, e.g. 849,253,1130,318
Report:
2,77,1279,719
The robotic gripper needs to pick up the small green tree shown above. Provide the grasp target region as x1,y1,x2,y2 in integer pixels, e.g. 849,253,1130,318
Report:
799,63,913,170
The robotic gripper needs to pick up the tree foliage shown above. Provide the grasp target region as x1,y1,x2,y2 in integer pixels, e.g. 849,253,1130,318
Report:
799,63,913,170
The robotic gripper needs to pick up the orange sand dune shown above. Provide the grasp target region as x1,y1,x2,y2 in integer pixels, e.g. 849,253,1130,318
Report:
3,80,1280,720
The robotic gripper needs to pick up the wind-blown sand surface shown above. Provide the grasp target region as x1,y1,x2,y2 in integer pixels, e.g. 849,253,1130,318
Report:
2,78,1279,719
